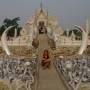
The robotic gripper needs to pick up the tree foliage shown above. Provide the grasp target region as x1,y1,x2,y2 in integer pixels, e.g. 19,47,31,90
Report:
63,29,82,40
0,17,22,37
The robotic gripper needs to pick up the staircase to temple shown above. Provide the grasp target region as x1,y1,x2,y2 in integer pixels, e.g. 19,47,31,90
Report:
37,34,68,90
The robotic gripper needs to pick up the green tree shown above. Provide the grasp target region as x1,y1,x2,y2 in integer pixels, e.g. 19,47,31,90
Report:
0,17,22,37
63,29,82,40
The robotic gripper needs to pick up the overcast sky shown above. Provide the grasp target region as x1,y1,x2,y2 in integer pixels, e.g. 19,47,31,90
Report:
0,0,90,29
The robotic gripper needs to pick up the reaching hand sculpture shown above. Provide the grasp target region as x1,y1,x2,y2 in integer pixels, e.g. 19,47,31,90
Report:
74,19,89,55
1,26,14,56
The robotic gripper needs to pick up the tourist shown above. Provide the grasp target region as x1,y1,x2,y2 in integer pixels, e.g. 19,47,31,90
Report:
42,49,51,69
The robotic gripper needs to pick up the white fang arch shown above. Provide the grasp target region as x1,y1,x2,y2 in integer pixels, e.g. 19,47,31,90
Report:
74,19,89,55
1,26,14,56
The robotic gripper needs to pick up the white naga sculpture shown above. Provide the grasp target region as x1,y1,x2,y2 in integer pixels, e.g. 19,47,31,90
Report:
47,27,54,39
74,19,89,55
1,26,14,56
32,26,38,39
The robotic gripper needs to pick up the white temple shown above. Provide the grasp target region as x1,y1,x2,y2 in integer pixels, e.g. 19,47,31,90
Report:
0,5,90,56
0,4,90,90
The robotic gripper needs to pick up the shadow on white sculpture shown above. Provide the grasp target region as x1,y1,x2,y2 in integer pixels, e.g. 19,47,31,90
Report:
74,19,89,55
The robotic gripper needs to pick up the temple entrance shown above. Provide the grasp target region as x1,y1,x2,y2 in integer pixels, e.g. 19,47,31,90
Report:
38,21,47,34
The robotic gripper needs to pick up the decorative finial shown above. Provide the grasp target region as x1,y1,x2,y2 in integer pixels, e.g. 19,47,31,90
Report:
66,29,69,37
47,8,48,17
47,8,49,26
40,0,43,12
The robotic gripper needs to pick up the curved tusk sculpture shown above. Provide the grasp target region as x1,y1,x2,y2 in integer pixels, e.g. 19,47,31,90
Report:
1,26,14,56
74,19,89,55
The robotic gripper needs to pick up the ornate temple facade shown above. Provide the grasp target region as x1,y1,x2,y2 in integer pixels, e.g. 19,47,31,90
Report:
18,7,90,48
11,7,66,49
1,6,90,50
21,8,64,35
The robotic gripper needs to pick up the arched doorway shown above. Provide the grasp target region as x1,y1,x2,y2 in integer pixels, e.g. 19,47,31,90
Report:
38,21,47,34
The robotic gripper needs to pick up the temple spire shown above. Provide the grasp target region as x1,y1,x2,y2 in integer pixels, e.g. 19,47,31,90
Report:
40,0,43,12
47,8,49,26
35,9,37,26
